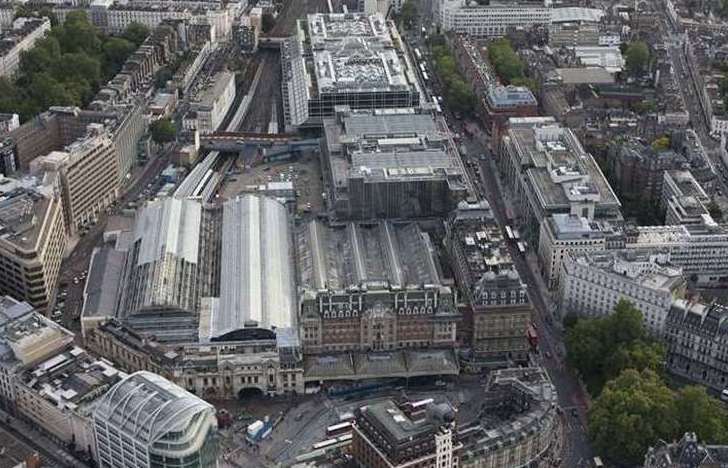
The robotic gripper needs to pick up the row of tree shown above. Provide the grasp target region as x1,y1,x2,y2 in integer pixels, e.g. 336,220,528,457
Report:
565,301,728,466
0,12,148,122
486,38,537,92
429,37,476,115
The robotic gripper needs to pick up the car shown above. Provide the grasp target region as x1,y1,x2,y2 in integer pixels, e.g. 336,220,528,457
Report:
545,351,552,359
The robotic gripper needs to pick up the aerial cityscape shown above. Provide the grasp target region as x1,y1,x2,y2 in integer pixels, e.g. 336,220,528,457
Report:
1,0,728,467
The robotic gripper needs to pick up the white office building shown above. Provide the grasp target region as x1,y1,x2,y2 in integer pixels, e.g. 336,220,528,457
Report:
558,249,685,334
433,0,552,38
93,371,219,468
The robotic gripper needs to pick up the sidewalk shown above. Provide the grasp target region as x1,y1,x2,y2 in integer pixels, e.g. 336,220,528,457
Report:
0,409,90,468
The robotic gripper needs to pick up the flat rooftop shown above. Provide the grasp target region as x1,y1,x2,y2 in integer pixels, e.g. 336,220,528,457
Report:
307,13,389,45
506,121,620,210
571,249,684,291
0,176,56,252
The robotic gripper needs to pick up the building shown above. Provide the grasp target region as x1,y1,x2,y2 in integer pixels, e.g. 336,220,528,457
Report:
282,13,420,130
498,117,622,242
321,107,470,219
234,10,260,53
661,170,711,226
625,221,728,286
548,7,605,47
85,320,304,399
15,346,126,462
351,399,461,468
0,302,73,413
433,0,552,38
607,137,688,208
558,249,685,334
114,197,214,342
0,176,66,310
296,219,460,354
459,367,560,468
185,70,236,134
93,371,219,468
573,46,624,74
664,299,728,393
482,85,538,134
644,433,728,467
30,125,120,235
537,213,621,290
0,113,19,135
0,17,51,77
445,201,531,368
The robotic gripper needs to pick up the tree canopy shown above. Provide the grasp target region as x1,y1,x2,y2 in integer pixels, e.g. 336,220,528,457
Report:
707,200,723,222
487,39,525,83
625,41,650,76
399,1,417,28
150,118,177,144
565,300,664,395
0,13,139,121
430,43,475,115
122,22,150,47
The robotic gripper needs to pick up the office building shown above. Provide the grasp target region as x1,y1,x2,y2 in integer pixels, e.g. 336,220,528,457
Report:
0,17,51,77
625,221,728,286
282,13,420,130
0,302,73,412
93,371,219,468
661,170,711,226
185,71,236,134
297,219,459,354
351,399,461,468
445,201,531,367
483,85,539,133
459,367,560,468
321,107,470,219
537,213,622,290
607,137,688,207
498,117,621,242
0,176,66,310
433,0,552,38
664,299,728,393
558,249,685,334
15,345,126,462
31,125,120,235
548,7,604,47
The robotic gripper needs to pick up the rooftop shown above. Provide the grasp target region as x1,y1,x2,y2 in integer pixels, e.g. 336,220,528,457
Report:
486,85,538,109
505,119,620,210
297,220,442,292
554,67,615,84
0,17,49,57
551,7,605,23
547,213,616,240
0,176,57,252
360,399,454,444
20,347,125,417
571,249,684,291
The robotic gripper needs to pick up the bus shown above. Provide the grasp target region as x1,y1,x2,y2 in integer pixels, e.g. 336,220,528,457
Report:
326,422,352,438
517,241,526,254
512,228,521,241
419,62,427,73
414,48,422,60
422,72,429,82
432,96,442,113
312,439,339,450
505,225,514,240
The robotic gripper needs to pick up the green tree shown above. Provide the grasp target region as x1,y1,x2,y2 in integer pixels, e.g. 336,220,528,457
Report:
651,135,671,151
154,67,174,89
589,369,679,467
58,11,101,55
487,39,525,83
707,200,723,221
447,78,475,114
262,13,276,33
565,300,661,394
674,386,728,444
103,37,136,73
625,41,650,76
123,22,150,47
150,118,177,144
400,1,417,27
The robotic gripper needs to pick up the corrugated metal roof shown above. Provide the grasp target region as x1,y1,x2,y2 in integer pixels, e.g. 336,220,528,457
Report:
211,195,295,338
134,198,202,266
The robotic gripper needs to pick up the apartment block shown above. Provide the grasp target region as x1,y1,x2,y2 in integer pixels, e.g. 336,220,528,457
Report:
0,17,51,77
664,299,728,392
